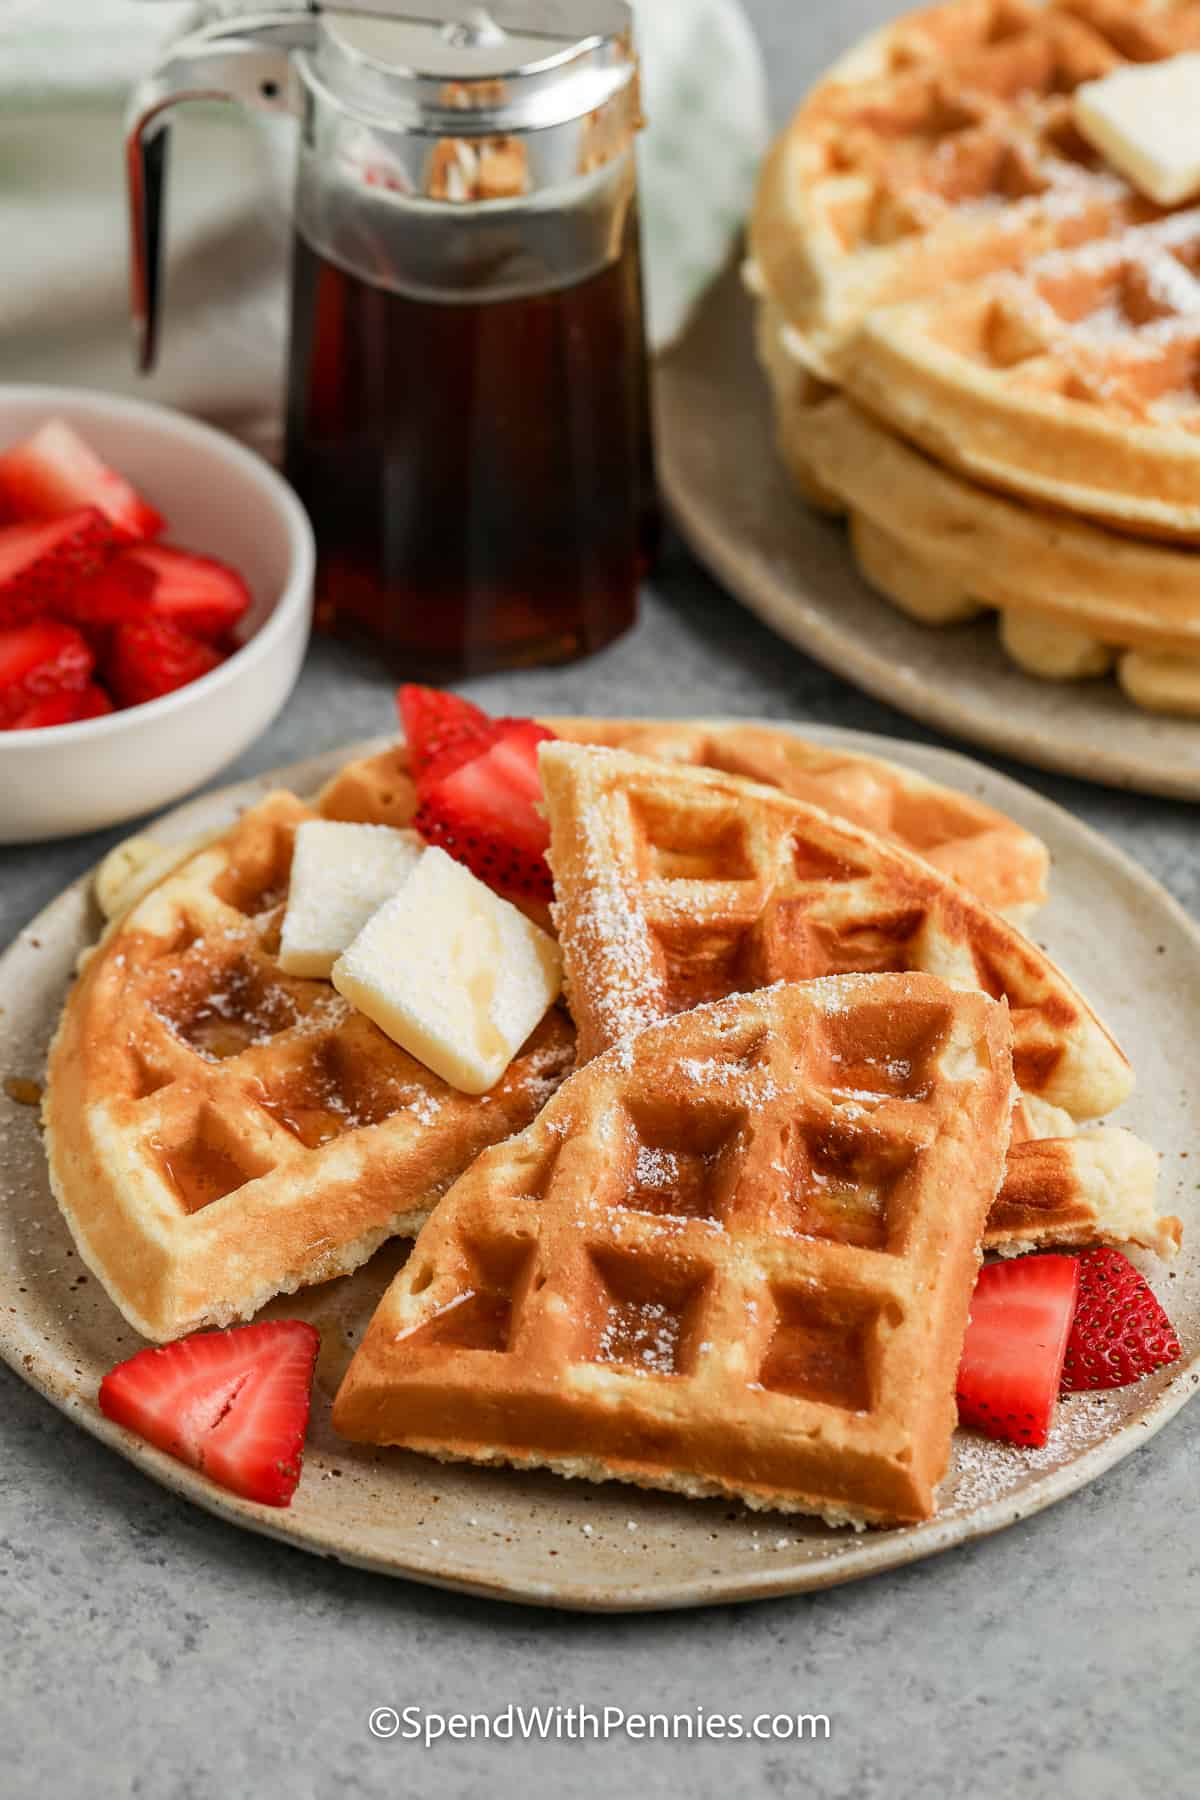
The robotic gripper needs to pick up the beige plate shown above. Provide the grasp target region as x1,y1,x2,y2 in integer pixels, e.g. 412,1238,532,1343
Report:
655,265,1200,800
2,729,1198,1611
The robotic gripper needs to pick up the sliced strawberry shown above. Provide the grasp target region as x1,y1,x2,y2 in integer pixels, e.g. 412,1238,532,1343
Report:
106,616,223,709
0,418,163,540
0,507,119,629
414,717,557,900
398,683,491,776
1061,1247,1181,1391
74,682,115,721
0,617,93,726
99,1320,319,1507
957,1255,1080,1448
108,543,251,643
3,690,82,730
56,549,157,634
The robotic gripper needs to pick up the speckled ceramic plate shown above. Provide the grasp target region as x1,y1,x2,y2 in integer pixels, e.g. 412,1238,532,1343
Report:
655,266,1200,800
2,727,1198,1610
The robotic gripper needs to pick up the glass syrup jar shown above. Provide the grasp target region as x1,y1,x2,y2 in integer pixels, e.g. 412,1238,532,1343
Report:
127,1,654,675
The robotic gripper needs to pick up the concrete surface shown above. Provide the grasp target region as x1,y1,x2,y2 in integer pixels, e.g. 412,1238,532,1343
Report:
3,4,1198,1797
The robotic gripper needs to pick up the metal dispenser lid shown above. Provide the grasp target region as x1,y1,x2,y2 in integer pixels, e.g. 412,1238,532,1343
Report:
307,2,641,200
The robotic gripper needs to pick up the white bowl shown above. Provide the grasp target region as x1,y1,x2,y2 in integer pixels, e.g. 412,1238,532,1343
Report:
0,385,314,844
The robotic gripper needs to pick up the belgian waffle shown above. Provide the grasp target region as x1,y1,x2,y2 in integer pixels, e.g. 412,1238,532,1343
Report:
319,715,1050,916
540,743,1179,1255
796,395,1200,682
750,0,1200,710
749,0,1198,380
43,792,575,1342
841,210,1200,540
332,975,1016,1526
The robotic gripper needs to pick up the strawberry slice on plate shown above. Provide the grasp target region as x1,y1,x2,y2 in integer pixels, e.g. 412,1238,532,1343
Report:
398,683,491,776
106,616,224,708
957,1255,1080,1448
0,507,118,630
414,716,557,901
1061,1247,1181,1391
99,1320,320,1507
109,542,251,643
0,617,93,727
0,418,163,540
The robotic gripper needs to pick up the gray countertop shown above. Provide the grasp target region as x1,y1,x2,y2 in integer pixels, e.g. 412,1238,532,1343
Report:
4,5,1198,1798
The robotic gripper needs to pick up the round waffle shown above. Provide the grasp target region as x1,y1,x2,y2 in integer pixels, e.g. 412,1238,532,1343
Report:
749,0,1200,709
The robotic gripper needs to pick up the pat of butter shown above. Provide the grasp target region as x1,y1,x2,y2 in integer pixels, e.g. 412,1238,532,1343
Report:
331,846,562,1094
1074,56,1200,206
278,820,424,978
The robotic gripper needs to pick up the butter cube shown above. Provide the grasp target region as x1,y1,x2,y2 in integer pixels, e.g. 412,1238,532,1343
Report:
1075,56,1200,206
331,846,562,1094
278,821,424,978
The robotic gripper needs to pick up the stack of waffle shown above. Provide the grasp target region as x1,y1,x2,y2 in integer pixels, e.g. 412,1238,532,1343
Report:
748,0,1200,715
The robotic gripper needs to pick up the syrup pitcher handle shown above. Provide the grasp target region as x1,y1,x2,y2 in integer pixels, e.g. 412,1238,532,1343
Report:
125,12,315,372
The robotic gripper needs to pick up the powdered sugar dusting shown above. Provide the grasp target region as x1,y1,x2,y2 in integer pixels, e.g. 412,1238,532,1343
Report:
946,1392,1123,1515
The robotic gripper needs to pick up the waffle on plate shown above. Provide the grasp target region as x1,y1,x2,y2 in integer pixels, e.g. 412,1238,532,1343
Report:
333,976,1015,1526
749,0,1200,713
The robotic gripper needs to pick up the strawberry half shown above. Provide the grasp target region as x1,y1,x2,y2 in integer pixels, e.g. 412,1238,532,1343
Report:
0,617,93,727
398,683,491,776
99,1320,320,1507
108,542,251,644
56,549,157,634
0,418,163,540
1061,1247,1181,1391
414,717,556,901
957,1255,1080,1448
73,682,115,721
106,616,224,708
0,507,118,630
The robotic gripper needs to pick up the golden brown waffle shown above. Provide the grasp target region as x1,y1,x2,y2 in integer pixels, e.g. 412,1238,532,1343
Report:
842,209,1200,539
541,741,1128,1108
333,975,1015,1525
543,743,1180,1255
996,1121,1177,1254
748,0,1200,377
793,395,1200,697
319,715,1050,916
43,792,575,1342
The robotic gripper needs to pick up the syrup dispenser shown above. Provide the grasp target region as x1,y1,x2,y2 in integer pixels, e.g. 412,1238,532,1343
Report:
127,2,653,673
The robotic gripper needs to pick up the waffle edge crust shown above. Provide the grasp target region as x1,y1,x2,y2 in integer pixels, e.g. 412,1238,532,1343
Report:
332,977,1016,1527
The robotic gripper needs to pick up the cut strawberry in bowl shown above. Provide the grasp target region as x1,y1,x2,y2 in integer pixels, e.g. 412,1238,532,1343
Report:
1061,1247,1181,1392
98,1320,320,1508
111,542,252,643
106,616,224,709
0,617,93,728
56,548,158,635
0,417,163,540
956,1255,1080,1448
0,507,118,630
0,386,313,842
414,716,557,902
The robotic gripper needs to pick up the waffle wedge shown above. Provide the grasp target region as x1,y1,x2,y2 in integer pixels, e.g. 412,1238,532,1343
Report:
333,975,1015,1525
541,743,1180,1258
320,715,1050,916
43,792,575,1342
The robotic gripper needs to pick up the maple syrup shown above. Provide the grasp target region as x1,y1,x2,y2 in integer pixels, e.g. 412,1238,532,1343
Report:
285,215,655,676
